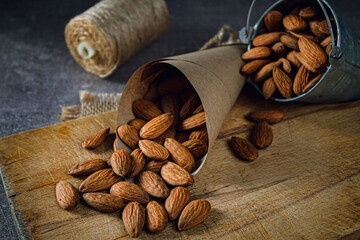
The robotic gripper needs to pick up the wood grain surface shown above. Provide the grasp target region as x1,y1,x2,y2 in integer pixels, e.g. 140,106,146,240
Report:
1,91,360,240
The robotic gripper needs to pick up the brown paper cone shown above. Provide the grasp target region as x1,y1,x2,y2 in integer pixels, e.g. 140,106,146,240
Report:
116,44,247,175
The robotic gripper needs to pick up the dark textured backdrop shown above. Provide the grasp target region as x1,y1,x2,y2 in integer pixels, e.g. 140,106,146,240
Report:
0,0,358,239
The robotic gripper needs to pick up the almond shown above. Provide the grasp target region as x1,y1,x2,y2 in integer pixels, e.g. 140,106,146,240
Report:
138,140,169,161
286,51,302,68
271,42,286,59
68,159,107,176
247,110,284,124
132,99,163,121
251,121,273,149
110,150,131,177
117,125,140,149
56,181,80,210
122,202,145,238
193,104,204,115
113,138,118,151
299,6,318,19
79,168,122,193
241,46,272,60
82,128,110,149
177,112,206,131
310,19,328,39
240,59,271,75
178,200,211,231
144,81,159,101
182,139,208,159
297,37,328,73
318,20,330,35
139,113,174,139
179,92,201,120
128,118,147,131
280,34,299,50
143,160,168,173
142,68,166,86
83,192,124,213
272,67,294,99
164,138,195,172
146,201,168,233
110,181,150,204
157,75,191,96
288,31,320,43
325,43,332,55
302,73,324,94
262,77,276,100
252,61,282,83
283,15,307,32
277,57,292,74
153,126,176,145
293,65,312,95
136,171,169,198
161,94,180,126
189,127,209,145
264,10,283,31
320,35,331,48
175,131,191,143
160,162,194,186
289,7,301,16
252,32,283,47
127,148,146,178
165,187,190,221
231,136,258,161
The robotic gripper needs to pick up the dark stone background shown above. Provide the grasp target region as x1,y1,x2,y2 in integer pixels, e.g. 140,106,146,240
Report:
0,0,358,238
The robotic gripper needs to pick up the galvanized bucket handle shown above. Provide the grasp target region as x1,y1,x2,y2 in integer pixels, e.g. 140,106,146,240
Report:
240,0,341,58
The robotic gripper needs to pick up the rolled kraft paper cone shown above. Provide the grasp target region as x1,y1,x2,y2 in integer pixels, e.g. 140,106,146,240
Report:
116,44,247,175
65,0,169,78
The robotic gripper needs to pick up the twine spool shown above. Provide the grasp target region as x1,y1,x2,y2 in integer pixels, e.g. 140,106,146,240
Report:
65,0,169,78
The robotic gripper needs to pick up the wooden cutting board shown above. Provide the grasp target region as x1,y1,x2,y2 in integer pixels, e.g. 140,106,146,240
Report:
1,90,360,240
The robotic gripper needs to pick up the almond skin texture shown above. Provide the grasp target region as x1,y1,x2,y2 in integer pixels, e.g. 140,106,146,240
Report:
302,73,324,94
175,131,191,143
288,31,320,43
160,162,194,186
56,181,80,210
132,99,163,121
310,19,328,39
164,138,195,172
277,57,292,74
320,35,332,48
110,181,150,204
240,59,271,75
128,118,147,131
182,139,208,159
110,150,131,177
153,126,176,145
283,15,307,32
189,127,209,145
68,159,107,176
280,34,299,50
252,121,273,149
113,138,118,152
127,148,146,178
252,32,283,47
165,187,190,221
82,128,110,149
293,65,312,96
252,61,282,83
178,112,206,131
272,67,294,99
297,37,328,73
264,10,283,31
139,113,174,139
117,125,140,150
178,200,211,231
136,171,169,198
161,94,180,126
122,202,145,238
318,19,330,35
271,42,286,59
79,169,122,193
83,193,124,213
143,160,168,173
193,104,204,115
179,92,201,120
146,201,168,233
143,81,159,101
262,77,276,100
247,110,284,124
231,137,258,161
138,140,169,161
241,46,272,60
299,6,318,19
286,51,302,68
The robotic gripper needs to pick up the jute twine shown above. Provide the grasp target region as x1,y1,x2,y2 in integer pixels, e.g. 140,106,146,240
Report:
61,25,240,121
65,0,169,78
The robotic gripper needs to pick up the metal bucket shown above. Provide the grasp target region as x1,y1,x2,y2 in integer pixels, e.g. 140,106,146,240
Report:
240,0,360,103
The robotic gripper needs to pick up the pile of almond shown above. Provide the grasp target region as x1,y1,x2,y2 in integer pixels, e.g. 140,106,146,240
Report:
56,70,211,237
241,5,336,99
